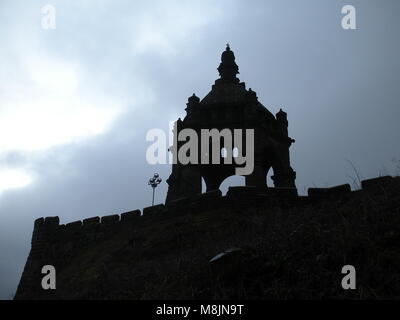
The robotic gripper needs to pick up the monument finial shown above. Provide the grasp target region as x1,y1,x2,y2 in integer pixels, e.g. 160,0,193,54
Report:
217,44,239,82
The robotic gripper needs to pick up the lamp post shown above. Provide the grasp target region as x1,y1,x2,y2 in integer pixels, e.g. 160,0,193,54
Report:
148,173,162,206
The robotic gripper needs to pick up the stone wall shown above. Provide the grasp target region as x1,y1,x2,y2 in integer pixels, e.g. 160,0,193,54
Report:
14,175,395,299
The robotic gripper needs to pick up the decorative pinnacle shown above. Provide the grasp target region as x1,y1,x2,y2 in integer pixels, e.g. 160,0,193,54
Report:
217,44,239,81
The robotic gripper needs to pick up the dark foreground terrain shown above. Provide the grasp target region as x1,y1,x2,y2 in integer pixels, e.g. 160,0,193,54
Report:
15,176,400,299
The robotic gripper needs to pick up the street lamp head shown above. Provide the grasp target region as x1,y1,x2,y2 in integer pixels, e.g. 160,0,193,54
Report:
148,173,162,188
148,173,163,206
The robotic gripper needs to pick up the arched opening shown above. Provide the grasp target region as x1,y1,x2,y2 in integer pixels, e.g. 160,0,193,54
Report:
201,177,207,193
219,175,245,196
266,166,274,188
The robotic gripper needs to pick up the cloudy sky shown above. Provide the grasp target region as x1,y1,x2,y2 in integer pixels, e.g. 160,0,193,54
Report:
1,0,399,299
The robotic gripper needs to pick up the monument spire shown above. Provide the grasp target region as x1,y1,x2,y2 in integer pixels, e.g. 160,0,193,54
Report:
217,44,239,83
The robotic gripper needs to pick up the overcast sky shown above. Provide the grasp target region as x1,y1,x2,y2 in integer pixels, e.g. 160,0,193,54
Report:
1,0,399,299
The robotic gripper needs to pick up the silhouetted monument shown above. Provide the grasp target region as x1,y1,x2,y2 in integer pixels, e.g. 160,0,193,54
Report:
166,45,297,203
14,43,398,300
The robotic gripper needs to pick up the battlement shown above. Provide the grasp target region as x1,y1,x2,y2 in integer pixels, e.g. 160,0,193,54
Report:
30,175,396,242
15,175,397,299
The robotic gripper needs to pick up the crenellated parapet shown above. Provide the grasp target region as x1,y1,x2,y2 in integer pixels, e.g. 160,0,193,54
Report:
15,175,397,299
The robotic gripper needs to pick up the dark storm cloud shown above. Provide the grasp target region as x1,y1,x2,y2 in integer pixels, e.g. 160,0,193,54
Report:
1,0,400,299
